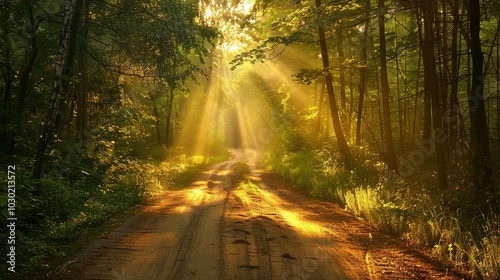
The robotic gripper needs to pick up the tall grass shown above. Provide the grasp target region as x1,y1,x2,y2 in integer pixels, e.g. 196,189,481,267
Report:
266,143,499,279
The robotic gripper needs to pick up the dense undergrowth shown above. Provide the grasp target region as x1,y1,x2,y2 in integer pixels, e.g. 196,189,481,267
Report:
266,128,499,279
0,141,226,278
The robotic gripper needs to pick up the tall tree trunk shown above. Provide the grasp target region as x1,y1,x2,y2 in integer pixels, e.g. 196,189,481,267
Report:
395,28,404,150
315,0,351,158
165,86,175,147
10,8,39,155
56,0,85,135
153,102,162,145
76,19,88,144
421,0,448,190
356,0,370,146
417,14,433,142
439,0,449,145
468,0,495,204
337,31,348,140
411,41,422,141
33,0,73,181
448,0,460,155
378,0,398,171
80,0,91,141
17,7,38,116
316,81,326,134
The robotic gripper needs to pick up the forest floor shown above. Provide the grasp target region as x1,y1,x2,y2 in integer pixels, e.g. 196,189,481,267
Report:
53,150,468,280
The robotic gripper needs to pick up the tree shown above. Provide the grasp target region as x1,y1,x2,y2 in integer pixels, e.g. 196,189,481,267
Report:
468,0,495,204
33,0,73,181
337,29,349,139
378,0,398,171
420,0,448,190
356,0,370,146
315,0,352,158
448,0,461,155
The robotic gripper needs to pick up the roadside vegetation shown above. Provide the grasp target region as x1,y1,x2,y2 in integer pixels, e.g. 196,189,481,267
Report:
266,128,499,279
0,141,226,277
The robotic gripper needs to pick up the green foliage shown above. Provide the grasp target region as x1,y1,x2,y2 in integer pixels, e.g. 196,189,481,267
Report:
266,129,500,279
0,139,220,278
292,68,324,85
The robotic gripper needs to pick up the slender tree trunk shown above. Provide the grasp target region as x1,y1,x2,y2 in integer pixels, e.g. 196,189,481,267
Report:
165,86,175,147
377,79,384,149
356,0,370,146
378,0,398,171
421,0,448,190
33,0,73,181
411,43,422,141
395,29,404,150
17,7,38,116
417,13,433,141
468,0,495,204
325,102,330,137
337,31,348,140
439,0,449,144
152,101,162,145
76,20,88,144
316,81,326,134
56,0,85,135
315,0,351,158
448,0,460,155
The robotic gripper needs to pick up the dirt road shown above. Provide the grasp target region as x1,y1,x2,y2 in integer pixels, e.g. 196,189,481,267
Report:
55,150,463,279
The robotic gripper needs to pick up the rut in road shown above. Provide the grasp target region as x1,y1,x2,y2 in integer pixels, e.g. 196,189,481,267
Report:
55,150,461,280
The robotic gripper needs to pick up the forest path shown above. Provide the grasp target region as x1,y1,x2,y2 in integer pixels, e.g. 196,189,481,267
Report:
55,149,461,280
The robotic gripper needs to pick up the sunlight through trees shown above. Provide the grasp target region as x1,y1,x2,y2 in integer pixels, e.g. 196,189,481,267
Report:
1,0,499,278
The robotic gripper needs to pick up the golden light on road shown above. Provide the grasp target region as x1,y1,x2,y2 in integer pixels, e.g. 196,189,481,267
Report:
253,185,327,237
